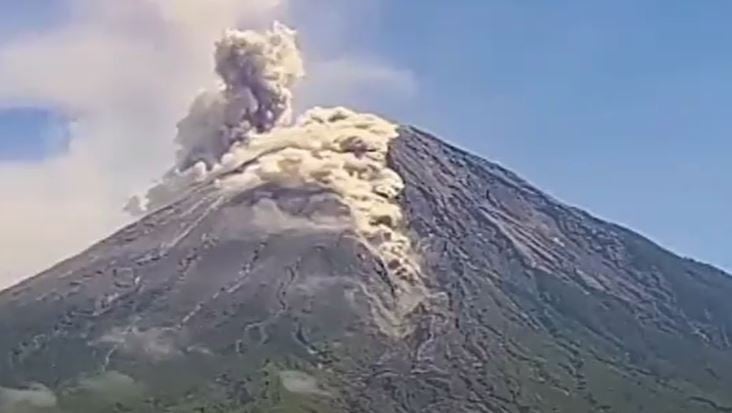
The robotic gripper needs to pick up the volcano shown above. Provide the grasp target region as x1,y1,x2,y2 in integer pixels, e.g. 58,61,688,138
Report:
2,128,732,412
2,23,732,413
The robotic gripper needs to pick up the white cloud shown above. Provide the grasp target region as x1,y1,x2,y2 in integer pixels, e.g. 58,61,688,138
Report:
0,0,417,290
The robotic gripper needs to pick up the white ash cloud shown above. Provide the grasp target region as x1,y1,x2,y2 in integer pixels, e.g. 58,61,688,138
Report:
219,106,419,281
136,25,421,289
0,0,416,291
0,384,57,411
0,0,285,290
129,25,427,336
129,21,305,213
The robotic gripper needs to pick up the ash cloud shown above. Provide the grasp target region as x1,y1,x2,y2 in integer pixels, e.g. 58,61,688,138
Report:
176,22,305,171
132,22,305,213
137,25,420,279
134,23,426,331
218,106,419,281
0,0,416,291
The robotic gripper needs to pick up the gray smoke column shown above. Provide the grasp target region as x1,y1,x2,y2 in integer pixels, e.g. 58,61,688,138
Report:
132,23,425,333
129,22,304,214
175,22,304,172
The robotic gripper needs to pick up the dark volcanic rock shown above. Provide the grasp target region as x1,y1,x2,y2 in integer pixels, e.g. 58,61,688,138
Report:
1,128,731,412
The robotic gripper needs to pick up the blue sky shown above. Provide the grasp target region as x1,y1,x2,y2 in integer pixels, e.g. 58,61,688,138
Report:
0,0,66,42
0,1,730,271
0,108,69,161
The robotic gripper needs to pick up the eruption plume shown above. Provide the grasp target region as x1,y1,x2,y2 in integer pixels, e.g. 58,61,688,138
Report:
132,22,424,332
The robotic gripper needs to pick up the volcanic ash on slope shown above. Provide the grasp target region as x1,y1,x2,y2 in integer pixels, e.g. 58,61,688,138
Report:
219,106,420,282
132,23,425,331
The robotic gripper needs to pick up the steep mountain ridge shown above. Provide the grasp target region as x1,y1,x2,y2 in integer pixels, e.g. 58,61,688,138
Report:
0,128,730,412
390,128,732,412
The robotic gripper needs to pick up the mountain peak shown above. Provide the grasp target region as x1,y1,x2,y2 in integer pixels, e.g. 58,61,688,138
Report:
2,127,732,412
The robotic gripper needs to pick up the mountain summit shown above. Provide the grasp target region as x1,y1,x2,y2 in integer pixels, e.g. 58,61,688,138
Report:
3,128,732,412
2,23,732,413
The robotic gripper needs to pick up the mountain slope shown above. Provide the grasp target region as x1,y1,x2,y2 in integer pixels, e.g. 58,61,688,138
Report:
1,128,731,413
390,128,732,412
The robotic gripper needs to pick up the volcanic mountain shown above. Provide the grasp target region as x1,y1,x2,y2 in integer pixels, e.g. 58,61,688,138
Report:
2,23,732,413
2,127,732,412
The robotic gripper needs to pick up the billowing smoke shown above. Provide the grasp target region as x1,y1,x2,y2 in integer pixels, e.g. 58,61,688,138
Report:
134,23,424,330
129,22,304,213
218,106,419,281
0,0,417,292
176,22,304,171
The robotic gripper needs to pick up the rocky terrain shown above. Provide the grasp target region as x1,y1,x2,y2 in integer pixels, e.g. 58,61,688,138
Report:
1,128,731,412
